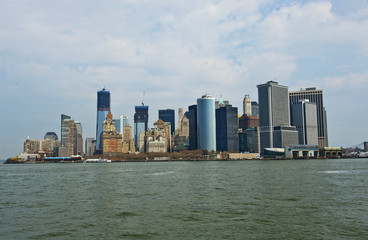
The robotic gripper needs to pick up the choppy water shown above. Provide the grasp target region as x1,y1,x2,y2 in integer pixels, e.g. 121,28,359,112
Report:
1,159,368,239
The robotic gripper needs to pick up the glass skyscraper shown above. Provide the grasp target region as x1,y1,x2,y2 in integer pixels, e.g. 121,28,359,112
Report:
134,105,149,151
197,94,216,152
158,109,175,135
96,88,110,153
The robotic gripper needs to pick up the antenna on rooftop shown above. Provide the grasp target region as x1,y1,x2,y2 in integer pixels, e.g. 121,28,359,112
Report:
98,79,106,90
142,91,145,106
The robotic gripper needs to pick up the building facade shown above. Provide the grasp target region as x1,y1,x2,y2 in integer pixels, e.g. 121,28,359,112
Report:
122,124,135,153
188,105,198,150
257,81,298,153
96,88,111,153
291,99,318,145
134,105,149,151
159,109,175,135
85,138,96,156
197,94,216,152
216,105,239,152
102,112,122,153
289,88,328,147
243,94,252,115
239,115,260,131
251,101,259,117
60,114,83,157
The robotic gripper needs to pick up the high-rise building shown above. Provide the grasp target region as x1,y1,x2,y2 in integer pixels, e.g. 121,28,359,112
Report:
122,124,135,153
239,115,259,131
251,101,259,117
289,88,328,147
159,109,175,135
216,104,239,152
243,94,252,115
114,118,121,134
291,99,318,145
257,81,298,153
197,94,216,152
134,105,149,151
120,115,128,137
85,138,96,156
60,114,83,157
96,88,111,153
102,112,123,153
188,105,198,150
44,132,58,141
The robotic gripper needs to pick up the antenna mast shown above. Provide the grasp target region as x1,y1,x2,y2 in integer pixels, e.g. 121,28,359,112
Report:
142,91,145,106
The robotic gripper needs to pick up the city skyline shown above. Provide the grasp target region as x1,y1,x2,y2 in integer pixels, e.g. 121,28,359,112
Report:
1,0,368,159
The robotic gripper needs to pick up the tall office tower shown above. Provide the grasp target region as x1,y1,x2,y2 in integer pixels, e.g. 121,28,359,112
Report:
251,101,259,117
60,114,83,157
216,105,239,152
85,138,96,156
257,81,298,153
120,115,128,137
75,121,83,155
134,105,149,151
239,115,259,131
159,109,175,135
96,88,111,153
291,99,318,145
114,118,121,134
197,94,216,152
122,124,135,153
188,105,198,150
243,95,252,115
289,88,328,147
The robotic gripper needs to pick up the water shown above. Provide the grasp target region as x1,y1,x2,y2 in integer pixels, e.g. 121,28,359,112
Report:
1,159,368,239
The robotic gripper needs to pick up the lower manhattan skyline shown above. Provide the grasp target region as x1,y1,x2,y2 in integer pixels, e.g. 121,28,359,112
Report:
1,0,368,159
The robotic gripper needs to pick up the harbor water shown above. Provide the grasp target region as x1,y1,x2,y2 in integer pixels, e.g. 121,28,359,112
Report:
1,159,368,239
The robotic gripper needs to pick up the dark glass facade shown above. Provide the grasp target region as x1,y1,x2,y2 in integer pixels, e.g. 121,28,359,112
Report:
216,105,239,152
158,109,175,135
134,105,149,150
97,89,110,111
188,105,197,150
96,89,111,152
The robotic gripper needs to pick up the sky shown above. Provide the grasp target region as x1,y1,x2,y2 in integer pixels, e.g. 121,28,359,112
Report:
1,0,368,159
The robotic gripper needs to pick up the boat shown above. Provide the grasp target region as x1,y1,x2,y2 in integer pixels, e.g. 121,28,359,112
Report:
359,152,368,158
84,158,112,163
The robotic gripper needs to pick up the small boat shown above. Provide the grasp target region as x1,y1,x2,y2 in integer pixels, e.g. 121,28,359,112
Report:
84,158,112,163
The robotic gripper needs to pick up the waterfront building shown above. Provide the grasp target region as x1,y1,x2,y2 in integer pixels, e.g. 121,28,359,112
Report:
257,81,298,153
188,105,198,150
216,104,239,152
239,127,260,153
239,115,259,131
159,109,175,135
365,142,368,152
85,138,96,156
44,132,58,141
173,108,189,151
96,88,111,153
122,124,135,153
134,105,149,151
197,94,216,152
243,95,252,115
102,112,122,153
251,101,259,117
60,114,83,157
289,87,328,147
145,119,171,153
291,99,318,145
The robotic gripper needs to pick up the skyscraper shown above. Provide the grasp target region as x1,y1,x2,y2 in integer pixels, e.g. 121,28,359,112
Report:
96,88,111,153
291,99,318,145
289,88,328,147
257,81,298,153
188,105,198,150
243,94,252,115
197,94,216,152
158,109,175,135
216,104,239,152
120,115,128,137
134,105,149,151
251,101,259,117
60,114,83,157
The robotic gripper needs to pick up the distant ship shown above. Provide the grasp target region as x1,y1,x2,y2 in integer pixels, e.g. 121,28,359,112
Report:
84,158,112,163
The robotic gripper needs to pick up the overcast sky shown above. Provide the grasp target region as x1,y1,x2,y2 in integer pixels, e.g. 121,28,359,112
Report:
1,0,368,159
